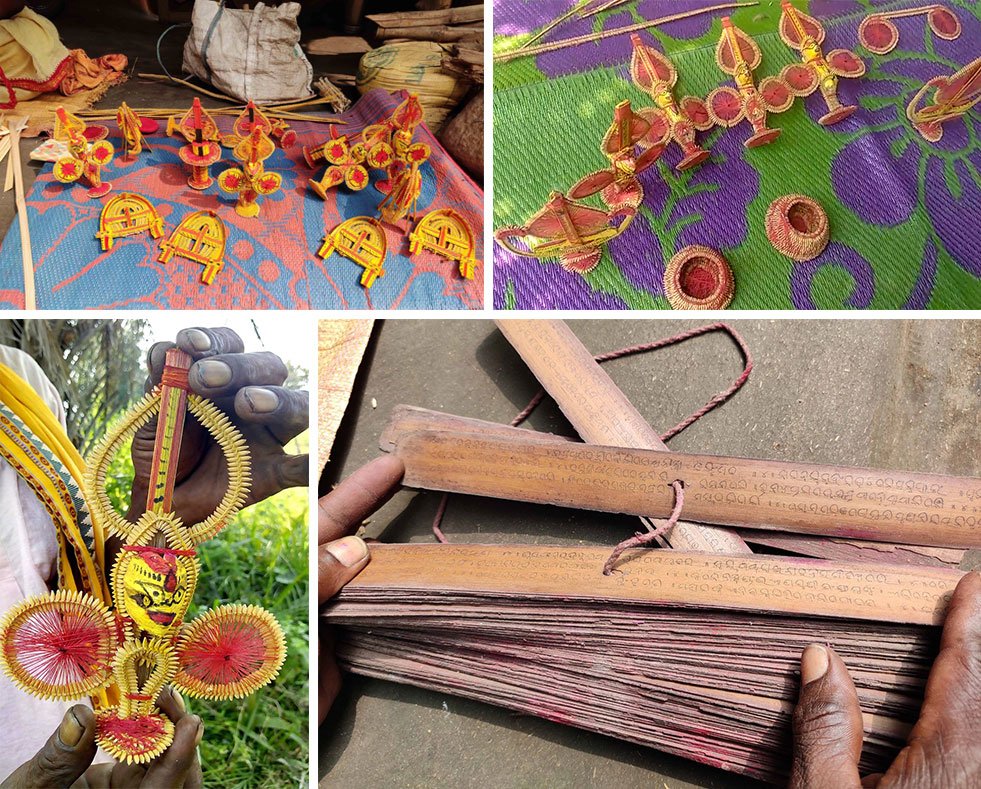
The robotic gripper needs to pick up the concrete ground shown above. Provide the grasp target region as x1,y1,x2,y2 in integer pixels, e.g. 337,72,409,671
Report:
319,318,981,789
0,0,355,239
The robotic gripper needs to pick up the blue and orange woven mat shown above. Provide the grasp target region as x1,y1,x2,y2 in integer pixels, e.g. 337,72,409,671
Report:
0,89,483,310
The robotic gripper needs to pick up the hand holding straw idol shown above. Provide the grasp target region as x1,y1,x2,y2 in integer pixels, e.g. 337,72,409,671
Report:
0,349,286,764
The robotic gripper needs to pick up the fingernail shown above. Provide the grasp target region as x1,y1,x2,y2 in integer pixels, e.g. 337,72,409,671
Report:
801,644,829,684
194,717,204,746
244,387,279,414
195,360,232,388
182,328,212,352
58,709,84,747
325,535,368,568
172,688,186,712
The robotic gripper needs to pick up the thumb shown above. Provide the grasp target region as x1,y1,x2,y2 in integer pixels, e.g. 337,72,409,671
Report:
3,705,97,789
790,644,864,789
318,535,370,604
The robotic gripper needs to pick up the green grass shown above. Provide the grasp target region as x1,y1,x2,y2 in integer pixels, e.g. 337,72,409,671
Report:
103,436,310,788
189,483,309,788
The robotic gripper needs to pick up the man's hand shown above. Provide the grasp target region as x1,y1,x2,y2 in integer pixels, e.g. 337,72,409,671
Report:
791,571,981,789
1,688,202,789
318,455,404,724
128,327,308,526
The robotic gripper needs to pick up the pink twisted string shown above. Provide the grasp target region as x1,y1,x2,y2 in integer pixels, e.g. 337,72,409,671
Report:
603,480,684,575
430,491,451,545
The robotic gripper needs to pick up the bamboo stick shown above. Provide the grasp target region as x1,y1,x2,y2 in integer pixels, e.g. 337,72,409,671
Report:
579,0,633,20
0,132,11,192
335,543,964,626
875,5,943,20
76,107,341,124
366,5,483,28
8,117,35,310
135,74,344,120
391,429,981,550
497,319,751,555
515,0,591,51
3,120,14,193
376,24,483,43
498,321,668,449
267,96,344,110
381,406,969,569
137,72,242,103
494,1,758,63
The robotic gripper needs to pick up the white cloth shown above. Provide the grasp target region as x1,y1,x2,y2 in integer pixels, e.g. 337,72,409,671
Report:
0,347,81,779
183,0,313,103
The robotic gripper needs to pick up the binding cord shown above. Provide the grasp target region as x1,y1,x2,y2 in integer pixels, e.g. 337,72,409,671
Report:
156,24,192,83
603,480,685,575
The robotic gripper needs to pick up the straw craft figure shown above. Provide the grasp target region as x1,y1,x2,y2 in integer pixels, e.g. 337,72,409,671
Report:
0,349,286,764
52,107,115,199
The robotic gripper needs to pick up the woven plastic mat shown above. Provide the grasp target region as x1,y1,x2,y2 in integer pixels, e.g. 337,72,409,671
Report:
493,0,980,309
0,88,484,309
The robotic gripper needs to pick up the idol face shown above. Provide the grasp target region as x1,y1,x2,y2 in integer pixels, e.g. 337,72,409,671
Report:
118,550,196,636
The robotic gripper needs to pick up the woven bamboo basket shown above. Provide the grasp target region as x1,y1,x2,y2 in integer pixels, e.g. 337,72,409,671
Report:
356,41,469,132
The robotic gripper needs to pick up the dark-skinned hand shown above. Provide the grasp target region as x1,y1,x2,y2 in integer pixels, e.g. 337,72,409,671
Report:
317,455,404,724
791,571,981,789
1,687,202,789
126,327,308,527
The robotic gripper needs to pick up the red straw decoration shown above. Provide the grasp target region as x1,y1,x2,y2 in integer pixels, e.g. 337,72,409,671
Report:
181,618,267,686
123,545,197,558
0,592,115,700
11,609,103,685
97,710,174,763
174,605,286,700
100,713,168,743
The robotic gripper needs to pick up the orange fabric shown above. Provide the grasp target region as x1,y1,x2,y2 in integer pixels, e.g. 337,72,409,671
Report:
59,49,127,95
0,9,126,108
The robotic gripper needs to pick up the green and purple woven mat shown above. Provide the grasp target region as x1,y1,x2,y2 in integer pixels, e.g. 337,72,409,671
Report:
493,0,980,309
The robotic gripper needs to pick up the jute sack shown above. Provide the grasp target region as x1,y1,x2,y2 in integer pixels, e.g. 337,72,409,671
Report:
357,41,469,133
183,0,313,103
439,90,482,180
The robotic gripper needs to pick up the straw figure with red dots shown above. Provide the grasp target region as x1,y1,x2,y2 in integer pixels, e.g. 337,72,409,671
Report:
0,334,292,779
